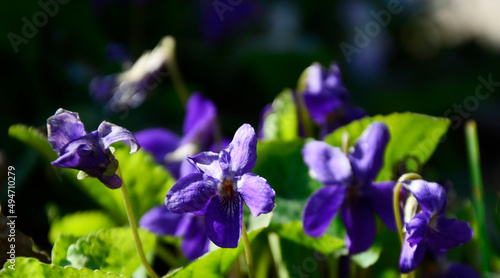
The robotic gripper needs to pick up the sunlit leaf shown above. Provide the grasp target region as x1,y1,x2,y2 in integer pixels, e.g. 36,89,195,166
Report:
0,257,127,278
261,88,298,141
48,211,117,244
51,228,155,276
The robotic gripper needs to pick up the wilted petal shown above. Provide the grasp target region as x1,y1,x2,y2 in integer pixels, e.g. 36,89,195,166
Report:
303,186,346,237
341,196,376,254
181,216,210,260
205,195,243,248
165,173,218,214
399,234,427,273
426,217,474,251
402,180,447,216
221,124,257,176
98,121,140,153
47,108,87,153
181,92,217,146
348,122,389,185
235,173,275,217
302,141,352,185
134,128,180,163
188,151,222,180
139,205,186,236
365,181,399,230
406,213,430,247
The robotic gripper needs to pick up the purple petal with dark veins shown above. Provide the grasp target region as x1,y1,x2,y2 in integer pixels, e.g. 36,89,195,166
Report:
348,122,389,185
165,173,218,214
302,141,352,186
235,173,275,217
303,186,346,237
205,195,243,248
47,108,87,153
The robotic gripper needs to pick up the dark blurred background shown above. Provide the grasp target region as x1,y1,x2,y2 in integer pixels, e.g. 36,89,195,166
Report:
1,0,499,253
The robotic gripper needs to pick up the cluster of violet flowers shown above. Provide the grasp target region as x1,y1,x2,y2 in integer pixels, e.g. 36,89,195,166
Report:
47,49,475,276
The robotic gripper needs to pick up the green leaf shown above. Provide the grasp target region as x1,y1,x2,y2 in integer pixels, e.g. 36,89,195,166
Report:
0,257,128,278
253,140,321,225
8,124,176,223
261,88,298,141
51,228,156,276
272,221,344,255
8,124,57,161
167,227,267,278
48,211,117,244
351,241,382,268
324,112,450,181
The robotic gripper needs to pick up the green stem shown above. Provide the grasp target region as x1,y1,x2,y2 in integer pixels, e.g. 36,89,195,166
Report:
393,173,422,278
241,221,254,278
465,120,491,274
118,168,159,278
268,232,289,278
341,131,350,154
164,37,189,107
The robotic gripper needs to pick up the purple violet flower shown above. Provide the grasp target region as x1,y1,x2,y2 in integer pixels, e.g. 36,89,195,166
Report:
134,92,228,179
140,154,210,260
302,122,396,254
47,108,139,189
399,180,474,273
165,124,275,248
302,62,365,138
140,205,209,260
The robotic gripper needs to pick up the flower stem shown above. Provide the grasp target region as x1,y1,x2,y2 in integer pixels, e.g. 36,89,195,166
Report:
393,173,422,278
241,221,254,278
465,120,491,274
164,37,189,107
341,131,350,154
393,173,422,244
268,232,289,278
118,168,159,278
